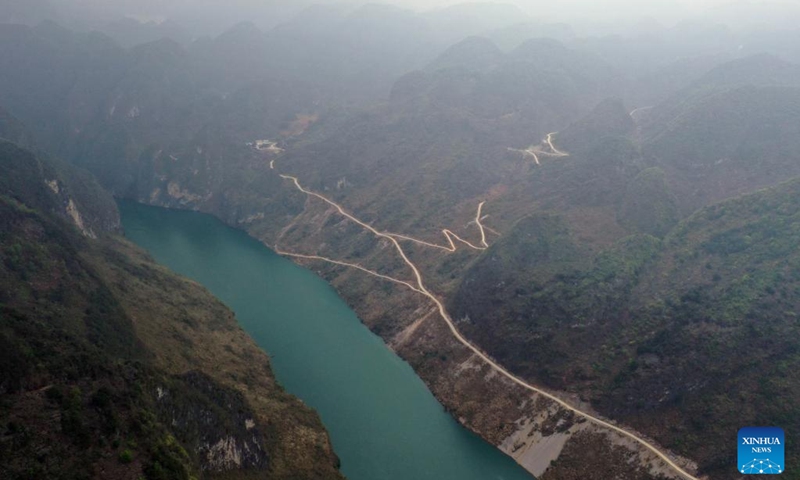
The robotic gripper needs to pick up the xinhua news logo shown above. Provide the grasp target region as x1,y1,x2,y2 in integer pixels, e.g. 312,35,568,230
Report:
738,427,785,474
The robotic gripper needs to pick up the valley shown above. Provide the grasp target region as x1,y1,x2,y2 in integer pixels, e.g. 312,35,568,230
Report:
3,4,800,479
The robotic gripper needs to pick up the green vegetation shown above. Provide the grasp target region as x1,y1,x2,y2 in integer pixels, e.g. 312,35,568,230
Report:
618,167,679,237
451,215,661,386
0,196,196,479
640,57,800,215
0,136,120,235
0,140,343,479
119,449,135,464
453,178,800,478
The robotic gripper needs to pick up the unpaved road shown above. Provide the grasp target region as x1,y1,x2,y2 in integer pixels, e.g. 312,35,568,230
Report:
267,132,698,480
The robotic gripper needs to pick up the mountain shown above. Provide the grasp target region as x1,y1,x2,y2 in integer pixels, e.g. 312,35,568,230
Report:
640,55,800,213
187,3,549,103
186,4,434,101
0,138,343,478
556,97,635,156
450,177,800,478
423,3,532,46
0,21,627,238
0,23,223,194
266,35,624,240
641,54,800,124
0,0,59,25
0,141,120,237
188,21,272,91
0,109,119,235
98,17,191,49
0,22,125,157
442,58,800,478
486,21,576,51
0,106,33,147
419,35,504,73
569,19,764,106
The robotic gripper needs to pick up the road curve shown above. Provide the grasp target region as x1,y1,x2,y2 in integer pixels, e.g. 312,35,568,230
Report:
629,105,654,118
277,173,700,480
509,132,568,163
508,147,541,165
476,201,489,248
280,173,488,253
544,132,569,157
389,230,486,252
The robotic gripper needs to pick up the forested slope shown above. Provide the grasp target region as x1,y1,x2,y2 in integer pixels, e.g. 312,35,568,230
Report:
0,139,343,480
451,176,800,478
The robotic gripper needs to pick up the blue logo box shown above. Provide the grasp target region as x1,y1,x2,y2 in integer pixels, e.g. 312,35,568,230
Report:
738,427,785,474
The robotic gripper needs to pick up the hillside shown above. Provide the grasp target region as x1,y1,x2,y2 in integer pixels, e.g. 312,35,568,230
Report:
450,176,800,479
0,139,120,237
0,140,343,479
271,35,625,239
639,55,800,213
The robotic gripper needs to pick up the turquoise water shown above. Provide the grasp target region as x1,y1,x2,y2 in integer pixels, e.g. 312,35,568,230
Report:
120,201,533,480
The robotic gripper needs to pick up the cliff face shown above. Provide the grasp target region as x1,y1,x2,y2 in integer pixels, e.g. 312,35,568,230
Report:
0,141,343,479
0,140,121,237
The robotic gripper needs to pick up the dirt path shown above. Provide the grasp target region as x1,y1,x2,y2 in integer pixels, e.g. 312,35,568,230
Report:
544,132,569,157
279,173,489,253
475,201,489,248
388,228,487,252
507,147,541,165
629,105,654,118
509,132,569,164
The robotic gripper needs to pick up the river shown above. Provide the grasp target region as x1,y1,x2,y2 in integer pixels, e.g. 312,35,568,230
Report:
119,201,533,480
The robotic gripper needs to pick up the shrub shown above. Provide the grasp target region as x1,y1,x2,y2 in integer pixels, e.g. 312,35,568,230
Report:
119,449,134,464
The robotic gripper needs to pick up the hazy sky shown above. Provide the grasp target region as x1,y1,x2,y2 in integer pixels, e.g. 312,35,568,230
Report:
52,0,777,17
48,0,800,34
400,0,728,13
390,0,800,26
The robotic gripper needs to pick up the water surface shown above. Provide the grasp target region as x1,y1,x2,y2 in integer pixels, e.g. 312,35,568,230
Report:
120,201,533,480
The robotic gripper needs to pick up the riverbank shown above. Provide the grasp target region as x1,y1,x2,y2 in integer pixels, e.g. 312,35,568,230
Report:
125,182,699,479
127,130,700,478
120,200,537,480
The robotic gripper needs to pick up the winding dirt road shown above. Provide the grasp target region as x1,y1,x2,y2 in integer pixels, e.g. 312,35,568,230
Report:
544,132,569,157
389,229,487,252
508,147,541,165
509,132,569,164
476,201,489,248
269,134,699,480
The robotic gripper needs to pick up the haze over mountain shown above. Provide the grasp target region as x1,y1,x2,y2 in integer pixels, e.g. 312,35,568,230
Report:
5,0,800,39
2,1,800,479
